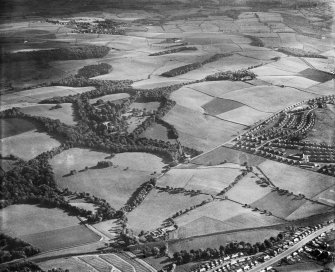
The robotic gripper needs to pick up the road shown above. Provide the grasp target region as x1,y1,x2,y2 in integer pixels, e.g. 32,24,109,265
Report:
248,223,334,272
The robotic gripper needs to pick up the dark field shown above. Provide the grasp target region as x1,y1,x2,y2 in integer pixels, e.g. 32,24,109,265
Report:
202,98,244,116
1,118,36,139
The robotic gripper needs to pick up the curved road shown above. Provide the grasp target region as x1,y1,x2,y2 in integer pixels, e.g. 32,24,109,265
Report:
248,223,334,272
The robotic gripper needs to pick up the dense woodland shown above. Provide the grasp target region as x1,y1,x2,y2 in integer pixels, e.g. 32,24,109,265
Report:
76,63,112,78
206,69,256,81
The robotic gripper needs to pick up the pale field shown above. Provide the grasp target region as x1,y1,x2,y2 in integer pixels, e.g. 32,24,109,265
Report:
303,57,334,74
163,105,246,151
0,130,60,160
0,204,80,237
170,87,213,113
221,86,317,112
187,81,251,98
19,103,76,125
305,80,335,96
127,189,210,233
269,57,311,73
131,76,191,89
158,166,242,194
1,86,94,107
168,228,281,253
39,257,94,272
258,75,319,89
258,160,335,198
312,186,335,206
251,65,296,76
93,219,119,239
217,105,271,126
226,172,272,204
90,93,130,104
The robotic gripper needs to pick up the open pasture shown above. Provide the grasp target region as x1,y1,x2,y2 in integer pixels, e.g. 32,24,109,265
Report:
174,200,283,238
258,160,335,198
1,130,60,160
127,189,210,233
168,228,282,254
221,86,317,112
163,105,246,151
312,186,335,206
1,118,36,139
90,93,130,104
170,87,213,113
39,257,94,272
286,201,333,221
19,103,76,125
158,166,242,194
131,76,191,89
217,105,271,126
259,75,319,89
1,86,95,107
0,204,81,237
191,146,266,167
226,173,272,204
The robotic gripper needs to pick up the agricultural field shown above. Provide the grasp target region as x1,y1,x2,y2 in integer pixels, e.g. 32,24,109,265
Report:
19,103,76,125
173,200,284,239
51,148,164,208
202,98,243,116
90,93,130,104
39,257,94,272
140,122,175,143
312,186,335,206
258,160,335,198
127,189,210,233
1,130,60,160
158,166,242,194
1,118,36,138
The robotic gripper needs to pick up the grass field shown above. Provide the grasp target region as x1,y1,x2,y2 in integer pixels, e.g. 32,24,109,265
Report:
90,93,130,104
170,87,213,113
221,86,317,112
305,80,335,96
39,257,94,272
258,160,335,198
286,201,333,221
312,186,335,206
163,105,246,151
127,189,210,233
191,146,266,166
305,105,335,145
226,172,272,204
1,118,36,139
140,122,175,143
168,228,282,254
202,98,243,116
21,225,100,252
216,105,271,126
19,103,76,125
1,86,95,108
158,166,242,194
0,204,81,237
1,130,60,160
173,200,283,239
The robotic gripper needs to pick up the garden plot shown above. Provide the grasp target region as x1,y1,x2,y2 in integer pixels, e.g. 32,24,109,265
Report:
187,81,252,98
217,105,271,126
191,146,266,167
170,87,213,113
1,130,60,160
90,93,130,104
158,166,242,194
127,189,209,233
19,103,76,125
221,86,317,112
258,160,335,198
174,200,283,239
163,105,246,151
1,86,94,107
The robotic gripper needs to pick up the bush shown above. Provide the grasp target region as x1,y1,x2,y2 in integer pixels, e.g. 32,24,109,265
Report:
76,63,112,78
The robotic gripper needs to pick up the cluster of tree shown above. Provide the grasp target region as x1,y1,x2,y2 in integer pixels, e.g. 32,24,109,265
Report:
205,69,256,81
218,170,249,195
149,46,197,56
123,178,157,212
173,235,282,264
278,47,327,59
161,53,232,77
1,45,111,63
76,63,112,79
0,234,40,263
171,199,212,219
318,165,335,177
244,35,264,47
72,19,125,35
142,245,168,257
96,161,113,168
